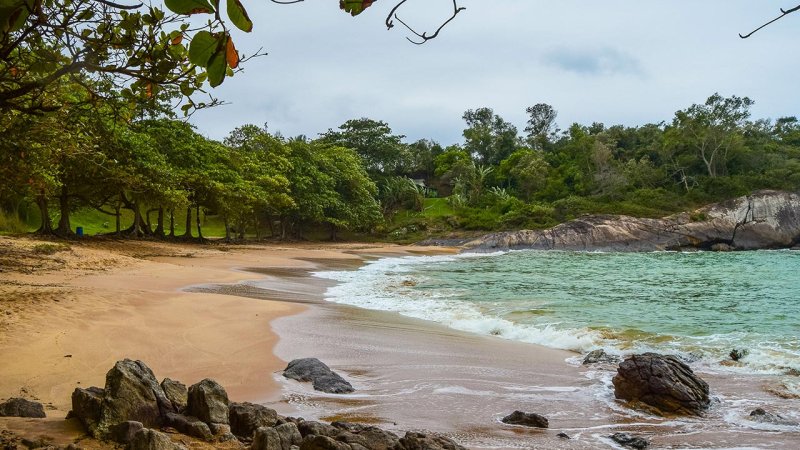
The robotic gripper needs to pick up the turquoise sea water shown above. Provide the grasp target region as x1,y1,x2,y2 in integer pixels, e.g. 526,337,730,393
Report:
315,250,800,377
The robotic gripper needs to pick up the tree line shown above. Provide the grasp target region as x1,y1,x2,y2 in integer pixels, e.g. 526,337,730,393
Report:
1,86,798,239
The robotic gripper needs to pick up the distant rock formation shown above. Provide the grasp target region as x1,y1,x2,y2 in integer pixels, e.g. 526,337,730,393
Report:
465,190,800,252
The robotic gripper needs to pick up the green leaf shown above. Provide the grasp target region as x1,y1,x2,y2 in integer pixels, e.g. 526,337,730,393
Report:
226,0,252,32
188,30,220,66
339,0,375,17
206,46,227,87
164,0,214,15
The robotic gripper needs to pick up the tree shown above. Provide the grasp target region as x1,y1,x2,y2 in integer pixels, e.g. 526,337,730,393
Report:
319,118,407,176
462,107,519,166
668,93,753,178
524,103,558,150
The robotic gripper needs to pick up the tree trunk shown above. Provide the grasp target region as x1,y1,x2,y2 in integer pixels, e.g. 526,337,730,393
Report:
131,203,145,237
154,207,165,238
195,205,203,240
329,223,337,241
224,217,231,242
267,215,274,238
114,201,122,235
56,186,72,236
181,206,192,238
35,192,53,235
168,209,175,237
254,213,260,240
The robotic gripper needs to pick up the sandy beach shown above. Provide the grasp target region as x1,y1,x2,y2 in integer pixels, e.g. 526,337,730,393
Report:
2,236,799,449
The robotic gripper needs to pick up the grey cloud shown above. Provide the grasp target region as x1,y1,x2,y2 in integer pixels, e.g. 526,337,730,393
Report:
543,47,644,77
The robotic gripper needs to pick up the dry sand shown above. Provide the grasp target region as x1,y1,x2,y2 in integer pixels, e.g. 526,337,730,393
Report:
0,236,451,446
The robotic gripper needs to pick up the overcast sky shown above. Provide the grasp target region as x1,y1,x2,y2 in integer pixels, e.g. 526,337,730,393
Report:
188,1,800,145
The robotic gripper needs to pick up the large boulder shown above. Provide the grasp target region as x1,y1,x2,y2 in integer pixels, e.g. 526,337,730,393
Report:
109,420,144,444
297,420,339,438
161,378,188,413
610,433,649,449
229,402,278,439
500,411,548,428
283,358,354,394
397,432,467,450
0,398,46,418
95,359,173,437
129,428,186,450
612,353,710,416
186,379,229,426
274,422,303,450
69,387,104,432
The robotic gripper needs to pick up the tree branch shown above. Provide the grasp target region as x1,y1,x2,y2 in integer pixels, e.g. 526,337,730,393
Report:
739,4,800,38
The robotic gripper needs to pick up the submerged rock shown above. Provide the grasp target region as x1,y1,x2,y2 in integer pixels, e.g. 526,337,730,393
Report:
610,432,649,449
500,411,549,428
0,398,46,418
283,358,354,394
582,349,620,365
612,353,710,416
729,348,748,361
749,408,799,426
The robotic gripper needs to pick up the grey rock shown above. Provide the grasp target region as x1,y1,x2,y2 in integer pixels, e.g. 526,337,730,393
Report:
610,433,649,449
331,422,399,450
229,402,278,439
299,435,351,450
128,428,186,450
297,421,338,438
465,191,800,252
164,412,213,440
557,432,570,439
95,359,173,437
274,422,303,450
69,387,104,433
0,398,46,418
186,379,229,425
612,353,710,416
583,349,620,365
253,427,282,450
109,420,143,444
501,411,548,428
749,408,800,426
283,359,354,394
161,379,187,413
397,432,467,450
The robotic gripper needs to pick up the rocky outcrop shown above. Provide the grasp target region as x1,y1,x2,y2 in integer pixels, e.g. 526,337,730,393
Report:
464,191,800,252
612,353,710,416
165,412,213,440
500,411,548,428
229,402,278,439
0,398,46,418
283,358,354,394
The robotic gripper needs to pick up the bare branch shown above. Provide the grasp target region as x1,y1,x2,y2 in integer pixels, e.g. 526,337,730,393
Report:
739,4,800,39
386,0,465,45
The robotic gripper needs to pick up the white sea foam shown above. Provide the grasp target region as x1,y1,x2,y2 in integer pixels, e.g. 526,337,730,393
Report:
314,254,601,353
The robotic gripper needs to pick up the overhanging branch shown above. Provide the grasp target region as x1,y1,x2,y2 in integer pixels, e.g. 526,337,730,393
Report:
739,4,800,38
